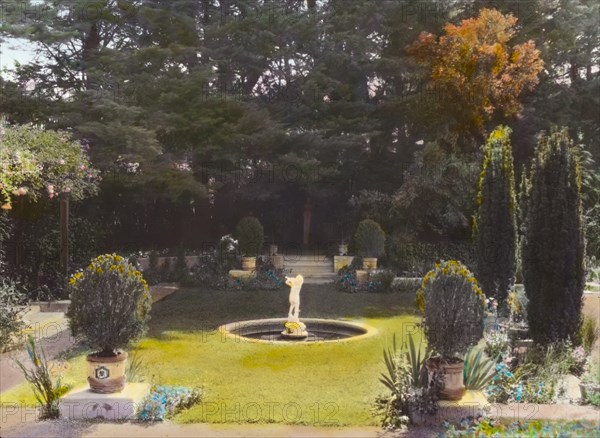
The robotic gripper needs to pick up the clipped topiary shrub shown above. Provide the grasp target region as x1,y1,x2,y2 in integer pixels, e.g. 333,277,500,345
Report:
473,126,517,307
522,128,585,345
235,217,264,257
67,254,152,355
355,219,386,258
416,260,485,359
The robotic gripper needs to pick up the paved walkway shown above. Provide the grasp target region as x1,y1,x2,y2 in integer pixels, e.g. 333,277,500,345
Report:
1,310,75,394
0,415,437,438
1,284,178,395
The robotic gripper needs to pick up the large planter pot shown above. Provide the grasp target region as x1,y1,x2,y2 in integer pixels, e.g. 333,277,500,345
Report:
362,257,377,270
334,256,354,272
580,382,600,401
426,357,465,401
87,351,128,394
270,255,284,269
338,244,349,256
269,245,278,256
242,256,256,271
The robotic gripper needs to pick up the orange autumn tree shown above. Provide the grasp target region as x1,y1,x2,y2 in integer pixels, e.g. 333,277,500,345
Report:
407,8,544,134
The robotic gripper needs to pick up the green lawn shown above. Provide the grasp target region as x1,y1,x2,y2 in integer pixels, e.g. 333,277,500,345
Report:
1,285,421,426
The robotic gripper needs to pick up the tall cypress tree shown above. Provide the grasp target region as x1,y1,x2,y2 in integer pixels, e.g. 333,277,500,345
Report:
474,126,517,306
516,168,531,283
522,128,585,344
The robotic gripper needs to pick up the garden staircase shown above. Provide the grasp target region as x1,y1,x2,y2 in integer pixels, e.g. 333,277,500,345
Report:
283,254,336,284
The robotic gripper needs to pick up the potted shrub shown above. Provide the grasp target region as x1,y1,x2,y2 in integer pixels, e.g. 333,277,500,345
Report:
235,217,264,271
67,254,151,394
416,260,485,400
354,219,385,270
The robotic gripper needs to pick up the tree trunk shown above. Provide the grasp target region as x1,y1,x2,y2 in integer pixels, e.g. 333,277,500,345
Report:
60,194,70,278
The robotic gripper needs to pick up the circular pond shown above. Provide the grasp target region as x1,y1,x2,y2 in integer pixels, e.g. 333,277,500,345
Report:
218,318,377,344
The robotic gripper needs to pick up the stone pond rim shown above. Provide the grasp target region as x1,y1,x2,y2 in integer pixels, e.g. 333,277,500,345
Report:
219,318,378,344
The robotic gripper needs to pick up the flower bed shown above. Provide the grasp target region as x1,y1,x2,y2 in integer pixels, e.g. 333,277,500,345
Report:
138,385,202,422
440,417,599,437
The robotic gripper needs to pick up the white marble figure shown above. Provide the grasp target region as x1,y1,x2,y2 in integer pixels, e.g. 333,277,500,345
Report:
285,274,304,323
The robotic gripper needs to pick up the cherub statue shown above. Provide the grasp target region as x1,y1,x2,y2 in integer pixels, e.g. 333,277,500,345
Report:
285,274,304,322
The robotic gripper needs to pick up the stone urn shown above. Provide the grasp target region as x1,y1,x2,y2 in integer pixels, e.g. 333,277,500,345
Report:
338,244,348,256
362,257,378,270
242,256,256,271
269,244,278,256
87,351,128,394
426,357,465,401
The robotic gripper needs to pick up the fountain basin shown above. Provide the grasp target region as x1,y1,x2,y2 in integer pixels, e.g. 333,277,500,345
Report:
219,318,377,344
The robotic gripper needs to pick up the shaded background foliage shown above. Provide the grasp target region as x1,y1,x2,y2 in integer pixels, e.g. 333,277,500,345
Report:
0,1,598,294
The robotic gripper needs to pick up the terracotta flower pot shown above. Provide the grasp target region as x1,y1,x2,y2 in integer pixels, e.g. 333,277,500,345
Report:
426,357,465,401
87,351,128,394
242,256,256,271
362,257,378,270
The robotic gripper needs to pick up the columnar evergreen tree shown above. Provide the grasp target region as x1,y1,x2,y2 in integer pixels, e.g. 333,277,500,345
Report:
516,168,531,282
473,126,517,306
522,128,585,344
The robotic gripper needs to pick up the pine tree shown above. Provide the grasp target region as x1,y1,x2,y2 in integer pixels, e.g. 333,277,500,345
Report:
474,126,517,306
522,128,585,344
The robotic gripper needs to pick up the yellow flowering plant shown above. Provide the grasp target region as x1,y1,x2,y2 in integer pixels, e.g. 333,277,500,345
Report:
67,254,151,356
416,260,485,359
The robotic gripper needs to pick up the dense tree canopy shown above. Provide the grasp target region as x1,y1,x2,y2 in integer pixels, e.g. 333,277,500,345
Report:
0,1,598,255
407,8,544,140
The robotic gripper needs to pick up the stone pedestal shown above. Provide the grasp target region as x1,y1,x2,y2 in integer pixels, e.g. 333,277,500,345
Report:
59,383,150,420
356,270,369,285
270,255,284,269
334,256,354,272
411,390,488,426
229,270,255,280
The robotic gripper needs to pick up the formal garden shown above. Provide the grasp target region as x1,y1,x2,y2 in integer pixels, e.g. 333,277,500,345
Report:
1,2,599,437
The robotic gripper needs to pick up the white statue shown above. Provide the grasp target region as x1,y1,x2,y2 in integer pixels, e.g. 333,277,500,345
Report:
285,274,304,322
283,274,308,338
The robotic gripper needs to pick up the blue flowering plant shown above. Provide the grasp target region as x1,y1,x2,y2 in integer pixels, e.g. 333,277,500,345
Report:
231,257,288,291
138,385,202,422
439,416,599,437
485,362,518,403
485,361,556,404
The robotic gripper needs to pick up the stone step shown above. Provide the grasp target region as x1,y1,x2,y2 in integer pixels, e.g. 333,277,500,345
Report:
283,260,332,266
281,255,331,262
289,271,337,277
303,278,337,285
287,269,335,276
31,300,71,313
286,264,333,269
22,305,40,319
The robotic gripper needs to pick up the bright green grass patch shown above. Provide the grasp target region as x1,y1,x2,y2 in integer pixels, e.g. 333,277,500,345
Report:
1,285,421,426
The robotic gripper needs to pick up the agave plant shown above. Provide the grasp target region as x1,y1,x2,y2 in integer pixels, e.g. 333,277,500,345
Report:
463,347,497,390
380,333,426,391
